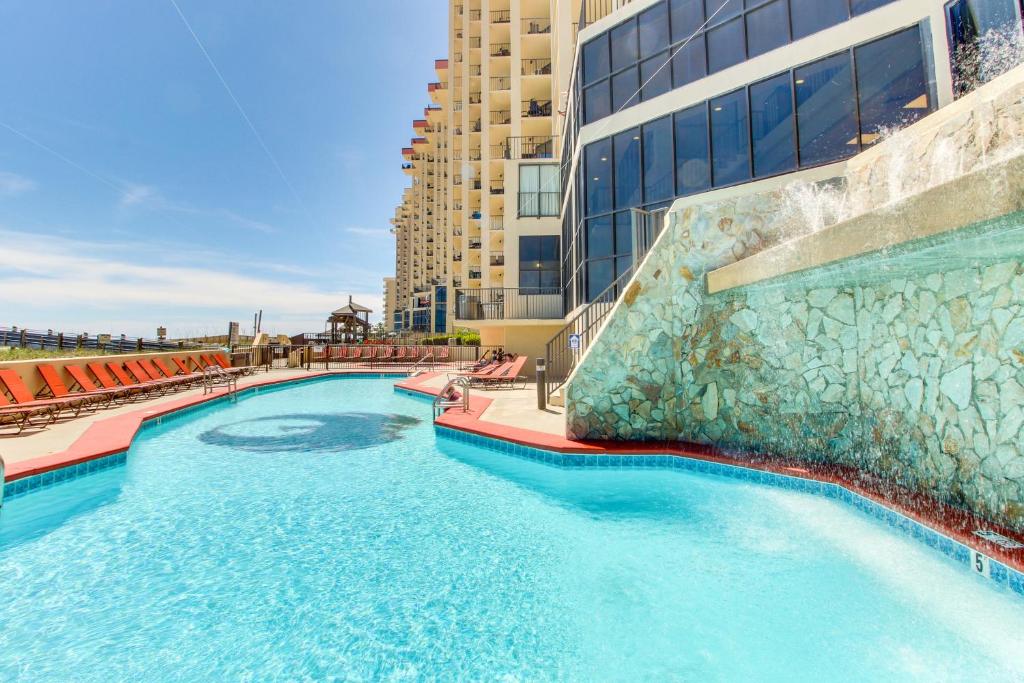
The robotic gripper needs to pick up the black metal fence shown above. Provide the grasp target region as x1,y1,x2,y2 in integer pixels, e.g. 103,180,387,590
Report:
275,344,505,373
0,326,203,354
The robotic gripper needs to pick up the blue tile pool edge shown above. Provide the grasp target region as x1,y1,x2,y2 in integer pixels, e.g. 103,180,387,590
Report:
2,373,407,504
434,425,1024,599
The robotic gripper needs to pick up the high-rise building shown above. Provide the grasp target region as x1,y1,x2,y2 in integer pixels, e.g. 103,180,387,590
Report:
389,59,451,334
386,0,1024,372
382,276,398,332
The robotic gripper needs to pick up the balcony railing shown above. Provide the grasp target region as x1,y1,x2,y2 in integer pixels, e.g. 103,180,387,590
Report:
491,215,504,231
522,99,552,117
468,270,482,280
504,135,556,160
578,0,633,31
521,17,551,34
489,143,508,158
468,239,482,249
468,36,481,49
469,64,482,76
456,287,562,320
468,8,481,20
491,9,510,23
490,109,511,125
489,181,504,195
489,252,505,266
469,148,482,161
471,120,482,132
490,43,511,57
522,58,552,76
489,75,511,91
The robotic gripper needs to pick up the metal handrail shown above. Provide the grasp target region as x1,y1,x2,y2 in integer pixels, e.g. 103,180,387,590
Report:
433,377,471,418
202,365,238,398
408,351,435,376
544,208,668,401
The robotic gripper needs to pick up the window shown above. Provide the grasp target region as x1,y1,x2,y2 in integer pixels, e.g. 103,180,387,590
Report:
584,81,611,124
672,36,707,87
855,27,931,145
789,0,848,40
746,0,790,58
586,215,614,259
671,0,704,42
750,73,795,176
613,128,642,209
707,18,746,72
586,258,614,301
674,104,710,195
641,53,672,101
795,52,858,166
643,116,674,202
611,19,639,70
946,0,1024,97
705,0,742,25
583,33,610,84
519,165,560,217
586,139,612,214
639,2,670,58
851,0,898,15
710,89,750,186
611,67,639,111
519,236,560,292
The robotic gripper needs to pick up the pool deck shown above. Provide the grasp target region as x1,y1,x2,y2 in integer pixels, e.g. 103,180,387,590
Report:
2,367,1023,575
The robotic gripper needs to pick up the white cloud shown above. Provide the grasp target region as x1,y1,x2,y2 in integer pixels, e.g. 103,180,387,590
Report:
0,229,382,337
345,226,391,238
0,171,36,196
118,183,159,207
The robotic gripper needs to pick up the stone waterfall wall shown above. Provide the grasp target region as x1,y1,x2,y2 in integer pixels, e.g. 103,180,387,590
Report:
565,68,1024,532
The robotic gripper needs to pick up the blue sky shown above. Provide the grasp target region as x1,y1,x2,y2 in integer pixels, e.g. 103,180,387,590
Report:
0,0,446,337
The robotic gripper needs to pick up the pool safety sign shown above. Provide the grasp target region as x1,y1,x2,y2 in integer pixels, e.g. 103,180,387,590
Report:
568,333,581,351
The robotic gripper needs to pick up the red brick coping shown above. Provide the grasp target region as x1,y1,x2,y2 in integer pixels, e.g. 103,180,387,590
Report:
396,373,1024,574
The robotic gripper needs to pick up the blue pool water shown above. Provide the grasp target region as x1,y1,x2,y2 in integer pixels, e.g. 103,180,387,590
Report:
0,377,1022,680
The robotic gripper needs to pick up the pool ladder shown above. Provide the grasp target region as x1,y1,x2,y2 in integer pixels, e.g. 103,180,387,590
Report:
202,365,238,401
432,377,470,419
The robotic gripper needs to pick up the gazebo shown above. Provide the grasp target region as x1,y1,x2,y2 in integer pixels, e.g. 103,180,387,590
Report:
327,296,372,343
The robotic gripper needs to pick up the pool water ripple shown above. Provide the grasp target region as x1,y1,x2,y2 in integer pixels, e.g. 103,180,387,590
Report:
0,377,1021,681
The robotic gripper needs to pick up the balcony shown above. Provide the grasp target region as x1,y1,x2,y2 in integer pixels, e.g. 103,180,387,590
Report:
491,9,510,23
469,8,481,21
490,43,511,57
521,17,551,35
468,270,482,280
491,215,504,231
468,238,482,249
522,99,553,118
469,64,482,76
455,287,562,320
469,36,481,49
490,109,511,125
489,75,511,91
504,135,556,159
489,181,504,195
489,252,505,267
522,58,552,76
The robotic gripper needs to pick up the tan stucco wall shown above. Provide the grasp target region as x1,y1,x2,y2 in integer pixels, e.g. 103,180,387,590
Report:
0,351,213,397
479,324,564,378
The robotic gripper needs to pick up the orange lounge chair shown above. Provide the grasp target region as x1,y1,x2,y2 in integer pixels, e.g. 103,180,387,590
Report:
0,368,88,421
36,364,123,408
153,358,183,379
380,346,393,361
435,346,449,361
88,363,154,400
213,352,251,375
140,358,198,387
348,347,363,362
362,346,376,361
393,347,407,363
172,357,198,376
65,365,137,404
0,391,61,433
109,362,174,396
451,361,510,383
477,355,528,389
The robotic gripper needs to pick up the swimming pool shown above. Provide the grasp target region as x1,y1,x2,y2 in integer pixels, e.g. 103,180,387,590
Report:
1,376,1022,680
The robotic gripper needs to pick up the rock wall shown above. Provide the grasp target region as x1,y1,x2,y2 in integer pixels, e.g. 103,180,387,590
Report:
565,68,1024,531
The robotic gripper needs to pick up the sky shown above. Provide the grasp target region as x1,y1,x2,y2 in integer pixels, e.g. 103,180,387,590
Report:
0,0,447,338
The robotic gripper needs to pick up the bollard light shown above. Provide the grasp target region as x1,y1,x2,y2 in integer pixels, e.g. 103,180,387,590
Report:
536,358,546,411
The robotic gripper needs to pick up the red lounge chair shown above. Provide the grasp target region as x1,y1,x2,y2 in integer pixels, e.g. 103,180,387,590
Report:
214,352,250,375
363,346,376,361
380,346,393,361
451,361,510,383
0,391,61,433
36,364,122,408
393,347,407,363
140,358,198,387
477,355,528,389
172,357,197,376
109,362,173,395
88,362,153,400
348,347,363,362
0,368,87,421
65,365,136,404
435,346,449,361
153,358,181,379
